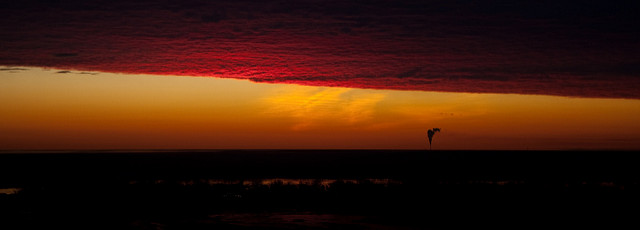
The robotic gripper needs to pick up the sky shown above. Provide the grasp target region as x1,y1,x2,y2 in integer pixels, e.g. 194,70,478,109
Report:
1,0,639,150
2,67,639,150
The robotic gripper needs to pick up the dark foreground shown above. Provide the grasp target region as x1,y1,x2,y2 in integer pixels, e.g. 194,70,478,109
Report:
1,150,639,229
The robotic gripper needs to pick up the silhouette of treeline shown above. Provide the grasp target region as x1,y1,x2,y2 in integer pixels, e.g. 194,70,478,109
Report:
1,150,639,229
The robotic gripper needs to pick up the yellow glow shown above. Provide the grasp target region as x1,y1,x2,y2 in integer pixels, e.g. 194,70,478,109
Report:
263,87,385,130
1,67,639,150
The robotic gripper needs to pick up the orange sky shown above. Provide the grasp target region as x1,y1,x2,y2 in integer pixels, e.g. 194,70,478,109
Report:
1,67,639,150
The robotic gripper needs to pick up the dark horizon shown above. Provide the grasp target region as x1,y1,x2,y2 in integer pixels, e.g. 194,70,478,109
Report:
2,148,639,153
2,150,638,229
2,149,638,179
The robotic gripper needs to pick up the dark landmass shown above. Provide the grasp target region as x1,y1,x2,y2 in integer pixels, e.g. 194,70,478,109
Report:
1,150,639,229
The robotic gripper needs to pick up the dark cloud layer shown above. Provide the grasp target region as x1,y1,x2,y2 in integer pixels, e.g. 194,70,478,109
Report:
1,0,639,98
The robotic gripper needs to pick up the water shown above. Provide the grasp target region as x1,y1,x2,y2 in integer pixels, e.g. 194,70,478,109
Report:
0,150,638,229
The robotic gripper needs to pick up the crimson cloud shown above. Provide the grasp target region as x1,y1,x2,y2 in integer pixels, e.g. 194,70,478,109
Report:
1,0,639,98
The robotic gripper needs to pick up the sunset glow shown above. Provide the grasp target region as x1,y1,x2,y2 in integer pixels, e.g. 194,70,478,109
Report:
2,67,639,150
1,0,639,150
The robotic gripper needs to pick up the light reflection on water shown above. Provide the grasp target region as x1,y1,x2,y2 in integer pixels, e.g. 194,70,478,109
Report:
0,188,22,195
127,179,626,189
130,178,403,188
208,212,371,229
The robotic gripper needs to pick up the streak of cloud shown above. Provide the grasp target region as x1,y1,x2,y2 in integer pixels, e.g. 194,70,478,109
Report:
263,87,385,130
0,67,27,71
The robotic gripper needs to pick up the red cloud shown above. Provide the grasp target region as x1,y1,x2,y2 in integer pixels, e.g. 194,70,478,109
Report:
1,0,639,98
